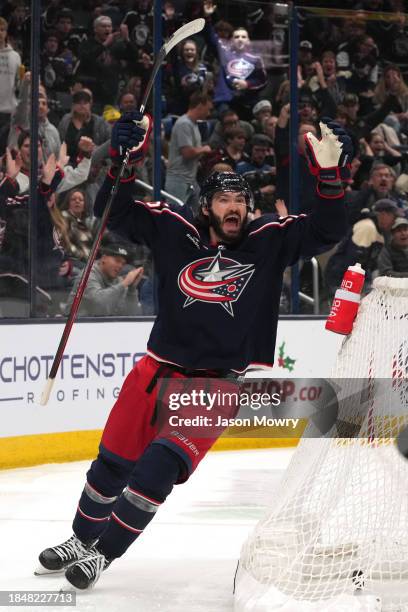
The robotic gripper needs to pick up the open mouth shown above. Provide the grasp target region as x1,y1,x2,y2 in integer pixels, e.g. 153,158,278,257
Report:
223,215,241,231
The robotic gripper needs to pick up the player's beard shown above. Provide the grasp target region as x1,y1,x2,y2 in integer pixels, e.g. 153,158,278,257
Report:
207,208,247,244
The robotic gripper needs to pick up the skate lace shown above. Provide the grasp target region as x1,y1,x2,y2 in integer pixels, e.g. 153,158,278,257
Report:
76,552,106,584
54,536,87,562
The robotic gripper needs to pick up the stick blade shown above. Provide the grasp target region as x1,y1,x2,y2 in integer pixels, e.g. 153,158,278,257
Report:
40,378,55,406
164,18,205,53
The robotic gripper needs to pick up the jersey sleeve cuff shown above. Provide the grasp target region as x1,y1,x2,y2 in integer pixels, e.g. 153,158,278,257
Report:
317,179,344,199
107,166,137,183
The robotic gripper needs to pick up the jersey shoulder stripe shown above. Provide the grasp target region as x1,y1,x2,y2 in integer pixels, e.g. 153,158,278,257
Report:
133,200,200,237
137,200,169,210
248,214,307,237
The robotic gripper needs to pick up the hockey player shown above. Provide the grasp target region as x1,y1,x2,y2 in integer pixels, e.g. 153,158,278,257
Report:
35,113,353,590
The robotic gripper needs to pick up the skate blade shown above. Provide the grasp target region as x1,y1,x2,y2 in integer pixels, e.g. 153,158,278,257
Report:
34,565,65,576
59,578,90,593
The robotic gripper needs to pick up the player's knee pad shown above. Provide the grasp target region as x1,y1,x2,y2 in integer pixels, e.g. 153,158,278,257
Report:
73,453,132,542
127,443,184,503
92,445,185,558
86,452,133,499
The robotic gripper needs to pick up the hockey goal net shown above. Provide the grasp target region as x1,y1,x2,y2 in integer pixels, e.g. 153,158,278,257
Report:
234,277,408,612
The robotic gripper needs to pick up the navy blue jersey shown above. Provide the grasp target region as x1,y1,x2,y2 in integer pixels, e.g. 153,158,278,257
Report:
94,175,346,373
203,21,267,106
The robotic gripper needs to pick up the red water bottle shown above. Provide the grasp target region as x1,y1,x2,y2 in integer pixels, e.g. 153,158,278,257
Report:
325,263,366,335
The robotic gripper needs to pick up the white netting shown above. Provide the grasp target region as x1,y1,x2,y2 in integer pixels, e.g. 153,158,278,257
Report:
235,277,408,612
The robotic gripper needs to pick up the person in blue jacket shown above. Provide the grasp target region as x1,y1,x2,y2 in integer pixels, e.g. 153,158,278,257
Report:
35,113,352,591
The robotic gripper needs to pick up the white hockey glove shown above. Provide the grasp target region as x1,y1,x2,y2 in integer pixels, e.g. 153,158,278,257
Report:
304,117,353,183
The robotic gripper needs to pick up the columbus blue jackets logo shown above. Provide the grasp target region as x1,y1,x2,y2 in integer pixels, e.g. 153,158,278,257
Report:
227,58,255,79
178,252,255,316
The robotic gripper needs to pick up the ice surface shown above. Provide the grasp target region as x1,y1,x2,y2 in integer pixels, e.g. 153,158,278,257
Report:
0,448,293,612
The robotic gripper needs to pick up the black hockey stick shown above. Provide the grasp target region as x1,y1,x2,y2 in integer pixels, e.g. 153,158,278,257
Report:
40,18,205,405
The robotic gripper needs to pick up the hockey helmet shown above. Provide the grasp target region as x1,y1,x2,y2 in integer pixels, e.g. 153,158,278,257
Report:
199,172,254,211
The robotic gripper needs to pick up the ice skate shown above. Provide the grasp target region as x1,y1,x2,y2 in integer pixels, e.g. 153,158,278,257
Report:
64,548,111,590
35,535,91,575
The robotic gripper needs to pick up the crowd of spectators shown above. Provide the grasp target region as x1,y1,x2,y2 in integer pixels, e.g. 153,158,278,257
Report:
1,0,408,318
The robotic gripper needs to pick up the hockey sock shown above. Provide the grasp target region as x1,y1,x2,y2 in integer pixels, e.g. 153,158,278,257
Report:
96,444,183,559
72,454,132,543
